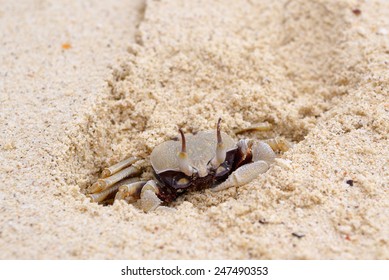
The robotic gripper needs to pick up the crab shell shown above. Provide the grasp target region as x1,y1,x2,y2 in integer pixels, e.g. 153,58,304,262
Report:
150,131,238,195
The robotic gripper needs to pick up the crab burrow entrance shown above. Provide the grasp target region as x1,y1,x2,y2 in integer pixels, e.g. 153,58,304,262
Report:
64,0,365,211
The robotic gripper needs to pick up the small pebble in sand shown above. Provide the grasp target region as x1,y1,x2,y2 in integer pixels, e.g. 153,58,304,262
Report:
292,232,305,239
346,179,354,186
2,142,16,150
61,43,72,50
352,9,361,16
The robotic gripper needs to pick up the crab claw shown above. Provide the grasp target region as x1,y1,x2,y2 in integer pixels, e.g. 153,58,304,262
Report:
140,180,163,212
177,129,194,176
211,118,227,168
212,160,269,191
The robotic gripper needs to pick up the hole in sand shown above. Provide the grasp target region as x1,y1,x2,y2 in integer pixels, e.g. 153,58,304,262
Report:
63,1,362,212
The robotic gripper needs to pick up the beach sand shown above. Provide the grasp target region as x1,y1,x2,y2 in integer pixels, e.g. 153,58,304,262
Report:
0,0,388,259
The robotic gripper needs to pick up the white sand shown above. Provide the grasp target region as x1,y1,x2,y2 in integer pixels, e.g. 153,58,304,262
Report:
0,0,388,259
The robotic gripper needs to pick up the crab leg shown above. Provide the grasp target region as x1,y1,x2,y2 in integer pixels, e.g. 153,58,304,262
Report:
264,137,293,153
212,160,269,191
234,122,272,134
115,180,147,202
89,165,141,193
101,156,139,178
114,179,164,212
88,177,141,203
87,184,120,203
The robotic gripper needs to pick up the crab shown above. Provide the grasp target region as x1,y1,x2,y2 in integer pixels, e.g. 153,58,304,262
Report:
87,119,291,212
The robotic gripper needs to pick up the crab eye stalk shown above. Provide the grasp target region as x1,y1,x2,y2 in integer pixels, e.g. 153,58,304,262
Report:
211,118,227,168
177,129,194,176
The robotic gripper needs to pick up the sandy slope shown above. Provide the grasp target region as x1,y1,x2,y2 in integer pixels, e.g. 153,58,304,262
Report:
0,0,388,259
